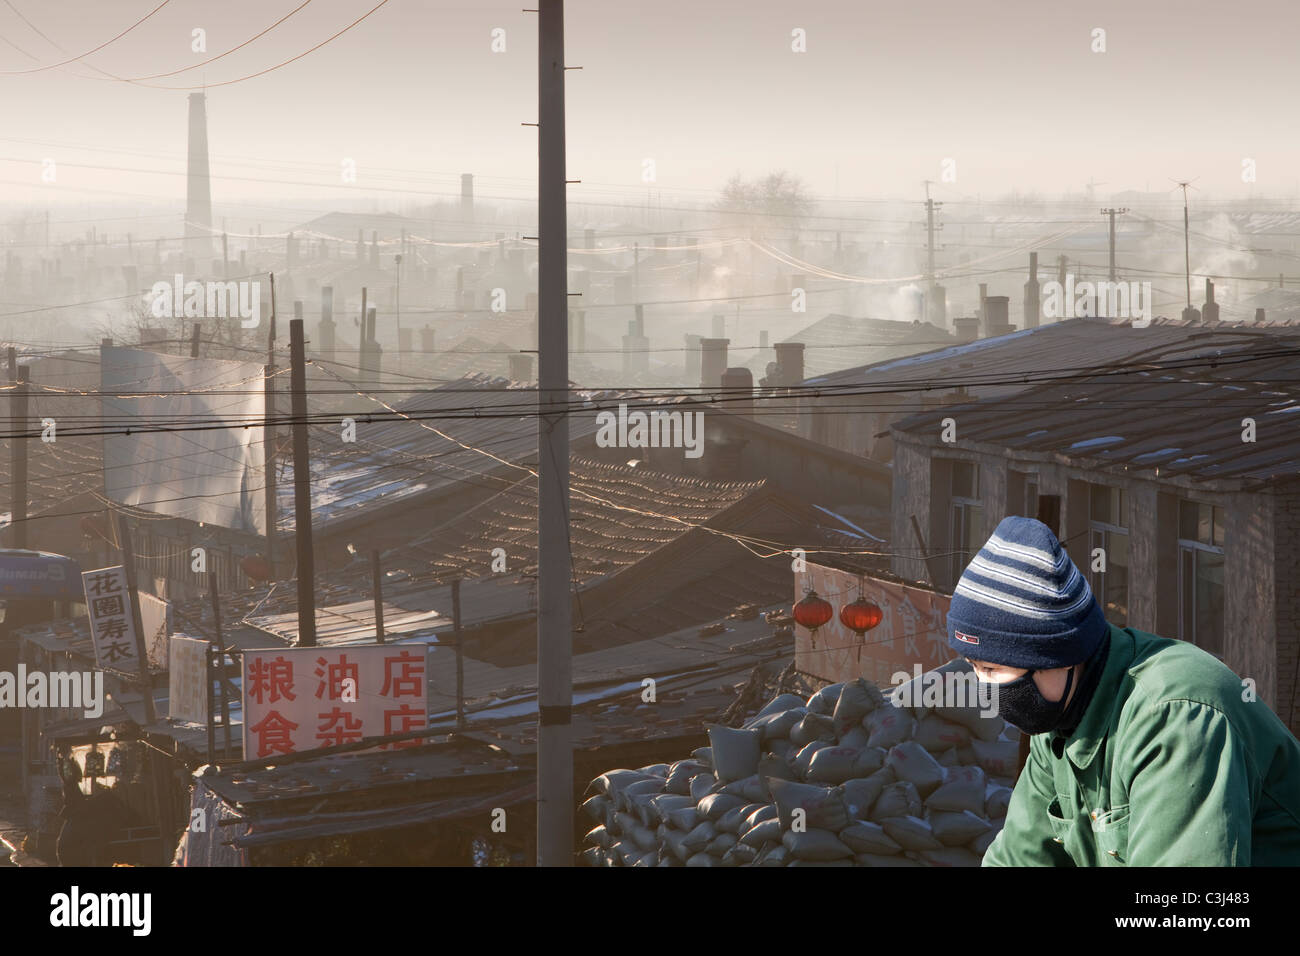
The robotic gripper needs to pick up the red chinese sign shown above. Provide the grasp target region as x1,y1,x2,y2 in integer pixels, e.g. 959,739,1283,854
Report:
241,644,429,758
794,563,953,688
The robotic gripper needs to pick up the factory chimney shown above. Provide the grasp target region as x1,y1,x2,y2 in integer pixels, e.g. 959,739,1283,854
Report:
1023,252,1040,329
461,173,474,222
185,93,215,261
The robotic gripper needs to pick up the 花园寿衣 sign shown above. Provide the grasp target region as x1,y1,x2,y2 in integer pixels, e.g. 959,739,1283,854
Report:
81,566,141,671
241,644,430,758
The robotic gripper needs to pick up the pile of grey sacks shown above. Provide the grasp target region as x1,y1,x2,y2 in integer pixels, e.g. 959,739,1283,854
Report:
579,669,1021,866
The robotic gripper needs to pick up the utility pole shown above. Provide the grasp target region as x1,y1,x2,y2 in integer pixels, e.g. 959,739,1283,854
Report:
263,365,277,577
1100,208,1128,283
537,0,573,867
359,286,369,384
208,568,231,757
11,367,27,549
922,181,943,326
395,254,403,375
923,181,940,285
453,577,465,730
371,549,385,643
112,510,156,724
268,272,277,368
190,322,202,358
1100,207,1128,317
1175,181,1194,315
289,318,317,647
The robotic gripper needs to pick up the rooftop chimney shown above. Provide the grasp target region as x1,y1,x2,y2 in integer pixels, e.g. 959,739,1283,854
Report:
1203,278,1219,324
1255,308,1266,325
508,353,534,382
684,333,702,384
699,337,729,388
953,316,980,343
773,341,805,386
720,367,754,418
983,295,1012,337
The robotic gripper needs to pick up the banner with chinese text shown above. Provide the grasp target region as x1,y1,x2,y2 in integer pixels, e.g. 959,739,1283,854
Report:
241,644,430,759
81,566,142,672
169,635,209,723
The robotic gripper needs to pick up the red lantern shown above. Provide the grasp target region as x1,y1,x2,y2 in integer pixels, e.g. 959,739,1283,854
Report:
792,590,834,647
240,554,273,582
840,596,884,663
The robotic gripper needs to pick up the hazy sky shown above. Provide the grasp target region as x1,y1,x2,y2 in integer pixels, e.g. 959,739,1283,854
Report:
0,0,1296,215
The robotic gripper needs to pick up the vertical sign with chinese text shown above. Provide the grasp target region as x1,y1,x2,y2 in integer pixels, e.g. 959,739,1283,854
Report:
169,635,209,723
241,644,429,759
81,566,141,671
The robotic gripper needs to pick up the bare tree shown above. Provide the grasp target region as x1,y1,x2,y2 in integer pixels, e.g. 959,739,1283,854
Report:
715,170,816,236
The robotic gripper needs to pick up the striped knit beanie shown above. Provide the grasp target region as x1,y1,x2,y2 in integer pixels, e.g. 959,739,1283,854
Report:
946,516,1107,670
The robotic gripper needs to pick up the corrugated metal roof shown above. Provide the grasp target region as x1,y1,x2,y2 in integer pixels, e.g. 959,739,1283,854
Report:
805,318,1300,391
891,339,1300,484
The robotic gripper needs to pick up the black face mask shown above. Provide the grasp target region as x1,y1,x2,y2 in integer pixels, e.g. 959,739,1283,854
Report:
988,665,1076,735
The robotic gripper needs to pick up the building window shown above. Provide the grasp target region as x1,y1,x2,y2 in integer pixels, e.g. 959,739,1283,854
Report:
1009,469,1039,520
1177,500,1224,657
950,460,984,587
1088,484,1129,626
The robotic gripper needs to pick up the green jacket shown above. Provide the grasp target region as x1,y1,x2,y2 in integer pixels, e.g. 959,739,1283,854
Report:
984,624,1300,866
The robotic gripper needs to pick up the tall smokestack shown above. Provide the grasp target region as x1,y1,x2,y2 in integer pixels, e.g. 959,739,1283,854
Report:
185,93,214,260
1023,252,1040,329
461,173,474,222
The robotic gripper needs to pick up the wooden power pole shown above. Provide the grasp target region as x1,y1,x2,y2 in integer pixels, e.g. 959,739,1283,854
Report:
289,318,317,647
536,0,573,866
11,367,27,549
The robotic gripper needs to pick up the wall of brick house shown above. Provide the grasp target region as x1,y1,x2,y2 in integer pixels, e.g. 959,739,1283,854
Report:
888,434,1295,733
1270,479,1300,735
890,435,932,585
1227,489,1278,716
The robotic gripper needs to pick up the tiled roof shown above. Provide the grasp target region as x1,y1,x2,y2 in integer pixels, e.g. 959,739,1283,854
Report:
750,313,955,380
381,457,765,587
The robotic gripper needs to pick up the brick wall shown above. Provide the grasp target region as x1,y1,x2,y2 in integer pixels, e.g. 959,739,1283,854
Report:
1272,479,1300,736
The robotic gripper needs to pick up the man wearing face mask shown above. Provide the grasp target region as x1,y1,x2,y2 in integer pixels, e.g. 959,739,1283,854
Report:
948,515,1300,866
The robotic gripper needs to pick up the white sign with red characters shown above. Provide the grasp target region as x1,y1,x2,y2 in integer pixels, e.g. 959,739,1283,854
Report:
240,644,430,759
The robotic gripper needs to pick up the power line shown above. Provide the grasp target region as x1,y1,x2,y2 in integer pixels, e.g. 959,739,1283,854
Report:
0,0,172,75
